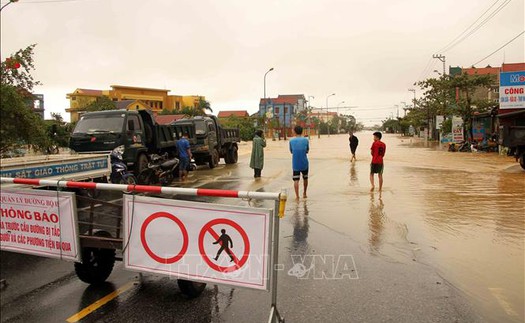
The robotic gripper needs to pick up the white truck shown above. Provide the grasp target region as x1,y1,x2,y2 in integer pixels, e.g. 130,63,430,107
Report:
0,153,111,187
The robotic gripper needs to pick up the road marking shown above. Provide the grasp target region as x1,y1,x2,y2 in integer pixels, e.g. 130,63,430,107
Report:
65,280,136,322
488,287,518,317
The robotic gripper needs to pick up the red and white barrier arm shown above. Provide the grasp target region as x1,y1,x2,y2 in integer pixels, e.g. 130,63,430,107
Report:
0,177,282,201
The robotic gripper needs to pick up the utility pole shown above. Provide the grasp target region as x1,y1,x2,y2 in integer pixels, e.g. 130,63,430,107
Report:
308,96,314,138
433,54,446,76
326,93,335,137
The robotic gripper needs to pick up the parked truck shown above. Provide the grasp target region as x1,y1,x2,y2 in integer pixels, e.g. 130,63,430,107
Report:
172,115,240,168
498,109,525,170
69,110,178,173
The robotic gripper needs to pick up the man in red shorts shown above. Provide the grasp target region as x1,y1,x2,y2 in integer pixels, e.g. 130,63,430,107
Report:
370,131,386,191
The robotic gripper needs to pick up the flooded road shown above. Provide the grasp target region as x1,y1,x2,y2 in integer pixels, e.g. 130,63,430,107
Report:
1,132,523,322
247,132,524,322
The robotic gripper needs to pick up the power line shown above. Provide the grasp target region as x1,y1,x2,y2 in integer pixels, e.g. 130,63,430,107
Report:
437,0,502,53
441,0,513,53
471,30,524,66
1,0,97,3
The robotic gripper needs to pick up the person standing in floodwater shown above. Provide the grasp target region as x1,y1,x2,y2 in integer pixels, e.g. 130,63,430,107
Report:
289,125,310,199
349,131,359,162
250,129,266,178
370,131,386,191
213,229,234,262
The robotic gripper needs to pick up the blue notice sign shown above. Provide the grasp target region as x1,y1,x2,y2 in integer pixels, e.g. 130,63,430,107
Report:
500,71,525,86
0,158,109,179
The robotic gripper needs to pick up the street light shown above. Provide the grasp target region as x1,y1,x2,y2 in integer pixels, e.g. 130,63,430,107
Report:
0,0,19,12
326,93,335,137
263,67,274,137
263,67,274,99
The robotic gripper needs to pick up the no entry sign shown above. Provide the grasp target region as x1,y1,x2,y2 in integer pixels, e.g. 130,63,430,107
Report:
0,189,80,261
123,195,272,290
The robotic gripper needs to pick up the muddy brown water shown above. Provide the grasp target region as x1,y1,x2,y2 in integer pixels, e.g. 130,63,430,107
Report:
242,132,524,322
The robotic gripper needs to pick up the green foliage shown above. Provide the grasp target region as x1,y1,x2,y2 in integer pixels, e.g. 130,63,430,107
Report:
0,44,41,92
0,84,50,153
0,45,50,154
220,115,255,141
395,72,497,138
84,96,117,112
44,113,71,147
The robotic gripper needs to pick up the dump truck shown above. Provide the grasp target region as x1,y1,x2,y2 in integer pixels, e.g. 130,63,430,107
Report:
172,115,240,168
69,109,178,173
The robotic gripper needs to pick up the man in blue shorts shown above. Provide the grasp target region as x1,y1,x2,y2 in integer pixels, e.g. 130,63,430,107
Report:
177,132,192,181
289,125,309,199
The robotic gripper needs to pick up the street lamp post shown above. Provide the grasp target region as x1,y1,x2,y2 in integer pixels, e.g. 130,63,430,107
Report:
263,67,274,137
326,93,335,137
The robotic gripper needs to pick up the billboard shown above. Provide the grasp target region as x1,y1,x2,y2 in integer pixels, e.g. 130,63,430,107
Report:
499,71,525,109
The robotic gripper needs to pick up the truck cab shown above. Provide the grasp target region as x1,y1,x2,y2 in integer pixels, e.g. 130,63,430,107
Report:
70,110,176,173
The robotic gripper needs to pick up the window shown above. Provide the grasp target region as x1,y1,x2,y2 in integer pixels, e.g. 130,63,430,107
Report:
71,96,77,101
284,107,288,114
274,107,280,114
127,115,142,131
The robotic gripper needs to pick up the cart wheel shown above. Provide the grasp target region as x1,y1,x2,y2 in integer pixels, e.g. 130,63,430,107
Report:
74,232,116,285
177,279,206,298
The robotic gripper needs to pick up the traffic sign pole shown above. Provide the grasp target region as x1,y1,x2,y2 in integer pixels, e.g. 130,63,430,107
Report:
1,177,287,323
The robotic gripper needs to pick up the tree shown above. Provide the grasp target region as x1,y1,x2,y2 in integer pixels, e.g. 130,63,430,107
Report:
0,44,50,154
198,97,213,113
0,44,41,92
84,96,117,112
416,73,496,140
220,115,256,141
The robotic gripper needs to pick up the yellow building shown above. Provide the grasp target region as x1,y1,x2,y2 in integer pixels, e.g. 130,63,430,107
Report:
66,85,205,122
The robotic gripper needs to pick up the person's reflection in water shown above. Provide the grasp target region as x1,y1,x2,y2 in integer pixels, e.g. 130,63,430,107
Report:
368,192,385,253
292,201,310,254
349,162,359,186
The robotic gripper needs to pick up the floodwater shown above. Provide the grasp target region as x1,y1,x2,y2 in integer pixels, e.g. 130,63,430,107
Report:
227,132,524,322
2,132,523,322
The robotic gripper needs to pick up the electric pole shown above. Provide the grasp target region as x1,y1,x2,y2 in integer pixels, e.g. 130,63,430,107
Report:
433,54,446,76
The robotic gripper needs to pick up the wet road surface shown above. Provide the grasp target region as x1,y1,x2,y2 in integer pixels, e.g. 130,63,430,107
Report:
1,133,523,322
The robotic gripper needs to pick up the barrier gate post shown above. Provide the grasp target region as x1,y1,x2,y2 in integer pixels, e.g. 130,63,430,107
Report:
268,190,287,323
1,177,287,322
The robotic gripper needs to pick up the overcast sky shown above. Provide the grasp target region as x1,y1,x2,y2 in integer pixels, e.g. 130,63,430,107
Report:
1,0,523,125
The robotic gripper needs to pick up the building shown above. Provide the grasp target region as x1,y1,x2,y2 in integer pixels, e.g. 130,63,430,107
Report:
155,114,186,125
450,65,500,104
66,85,205,122
31,94,45,119
217,110,250,119
258,94,307,138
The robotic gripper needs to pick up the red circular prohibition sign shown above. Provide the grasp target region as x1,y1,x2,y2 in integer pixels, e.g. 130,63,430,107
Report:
140,212,188,264
199,218,250,273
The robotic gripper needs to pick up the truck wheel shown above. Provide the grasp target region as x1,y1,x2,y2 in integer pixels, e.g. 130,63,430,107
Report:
208,149,219,169
74,232,115,285
177,279,206,298
520,154,525,170
135,154,149,174
225,146,238,164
